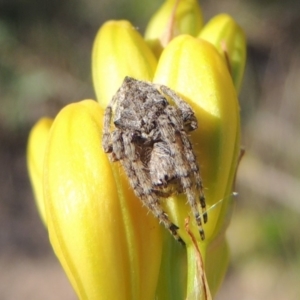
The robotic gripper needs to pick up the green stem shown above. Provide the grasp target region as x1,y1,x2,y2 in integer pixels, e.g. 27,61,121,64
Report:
155,230,187,300
186,243,211,300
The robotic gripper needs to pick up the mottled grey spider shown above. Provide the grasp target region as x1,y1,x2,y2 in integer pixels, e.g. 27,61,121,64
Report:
102,76,207,243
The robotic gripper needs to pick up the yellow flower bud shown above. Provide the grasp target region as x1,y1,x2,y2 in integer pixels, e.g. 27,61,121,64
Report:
44,99,162,300
145,0,203,56
199,14,246,92
27,117,53,225
154,35,240,243
92,20,157,107
154,34,240,297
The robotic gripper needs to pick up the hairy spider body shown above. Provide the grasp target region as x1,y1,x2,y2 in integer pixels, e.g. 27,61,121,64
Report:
102,76,207,243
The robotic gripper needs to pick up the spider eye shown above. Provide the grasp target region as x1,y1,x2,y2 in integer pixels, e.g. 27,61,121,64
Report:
113,119,122,128
161,98,168,107
113,119,119,125
153,96,168,107
131,132,144,144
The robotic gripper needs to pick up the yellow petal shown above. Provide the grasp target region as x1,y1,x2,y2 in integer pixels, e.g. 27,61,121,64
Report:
199,14,246,92
27,117,53,225
92,20,157,108
44,99,162,300
154,35,240,244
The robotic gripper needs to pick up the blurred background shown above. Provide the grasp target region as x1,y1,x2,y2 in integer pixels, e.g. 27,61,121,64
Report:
0,0,299,299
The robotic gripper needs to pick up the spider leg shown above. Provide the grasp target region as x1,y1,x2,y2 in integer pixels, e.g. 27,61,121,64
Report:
180,131,207,224
164,105,207,222
165,105,207,223
102,91,122,153
111,129,125,161
159,85,198,131
103,106,113,153
158,110,206,240
121,131,184,244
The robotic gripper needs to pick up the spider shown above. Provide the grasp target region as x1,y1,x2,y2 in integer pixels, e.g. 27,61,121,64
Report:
102,76,207,243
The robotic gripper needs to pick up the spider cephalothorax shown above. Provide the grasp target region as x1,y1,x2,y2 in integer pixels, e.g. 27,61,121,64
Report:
102,76,207,243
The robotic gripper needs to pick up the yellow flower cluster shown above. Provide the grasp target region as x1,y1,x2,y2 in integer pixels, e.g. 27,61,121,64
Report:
27,0,246,299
